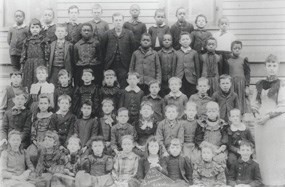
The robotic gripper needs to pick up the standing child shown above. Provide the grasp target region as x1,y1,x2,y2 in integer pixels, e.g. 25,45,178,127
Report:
164,77,188,118
110,108,137,155
89,4,109,41
49,95,76,147
148,9,170,51
190,14,212,54
48,24,73,86
41,8,57,43
29,66,55,113
225,40,250,114
0,93,31,148
21,18,49,89
74,23,102,87
176,32,200,98
112,135,140,187
73,68,100,117
212,74,240,122
200,37,223,96
228,141,262,187
189,77,212,119
156,105,184,155
1,130,35,187
74,100,99,152
170,7,194,50
101,12,135,88
129,33,161,94
142,80,165,122
7,10,29,71
158,34,177,97
119,72,144,123
192,141,227,186
65,5,81,44
123,4,147,49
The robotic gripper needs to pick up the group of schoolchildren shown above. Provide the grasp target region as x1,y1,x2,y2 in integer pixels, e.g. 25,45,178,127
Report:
0,3,264,187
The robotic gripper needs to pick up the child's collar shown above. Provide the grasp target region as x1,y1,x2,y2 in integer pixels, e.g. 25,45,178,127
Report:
230,123,246,131
42,22,55,29
12,106,25,110
128,18,141,24
180,46,192,53
125,86,140,93
93,18,101,23
13,23,27,29
154,23,165,28
169,91,182,98
56,110,69,116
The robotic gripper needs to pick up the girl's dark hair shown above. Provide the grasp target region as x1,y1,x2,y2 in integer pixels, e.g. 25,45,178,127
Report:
29,18,42,29
8,130,24,154
145,136,164,158
195,14,207,24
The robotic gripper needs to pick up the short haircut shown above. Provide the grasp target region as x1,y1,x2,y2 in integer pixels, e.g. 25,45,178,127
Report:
112,12,124,21
265,54,279,64
140,101,153,110
67,135,81,147
92,3,102,11
195,14,207,24
231,40,243,50
197,77,209,85
148,79,160,87
82,68,94,76
170,138,182,147
154,9,165,17
81,99,93,108
10,71,22,77
179,31,191,40
128,72,140,79
206,101,219,111
206,37,217,45
56,23,67,31
117,107,129,115
120,135,134,145
58,69,70,79
29,18,42,29
219,74,232,83
239,140,254,149
8,130,22,140
163,33,172,40
68,5,79,13
81,22,93,32
200,141,218,154
141,33,151,40
38,94,51,103
130,4,140,10
102,98,114,106
44,8,55,18
90,135,105,146
14,92,28,100
165,104,178,113
229,108,241,116
185,101,197,110
168,77,182,85
36,66,48,74
58,94,72,104
104,69,116,77
218,16,229,25
15,10,25,18
176,7,186,16
45,130,59,147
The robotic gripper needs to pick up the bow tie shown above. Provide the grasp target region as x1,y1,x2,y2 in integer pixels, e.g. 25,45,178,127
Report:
104,115,114,127
141,120,153,130
12,108,23,115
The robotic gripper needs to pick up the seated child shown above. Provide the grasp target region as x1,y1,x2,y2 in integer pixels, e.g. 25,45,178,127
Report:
142,80,165,122
192,141,227,187
189,77,212,119
74,100,99,152
112,135,140,187
133,101,158,157
212,74,240,122
49,94,76,147
29,66,55,113
119,72,144,124
165,138,193,186
76,136,114,187
110,108,137,155
228,141,262,187
129,33,161,94
156,104,184,155
1,130,35,187
0,92,31,148
164,77,188,119
227,109,254,169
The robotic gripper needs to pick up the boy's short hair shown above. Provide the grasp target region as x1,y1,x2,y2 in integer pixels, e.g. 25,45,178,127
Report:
58,69,70,79
176,7,186,16
104,69,116,77
197,77,209,85
90,135,105,146
219,74,232,83
170,138,182,147
67,135,81,147
179,31,191,40
82,68,94,76
117,107,129,115
102,98,114,106
206,37,217,45
154,9,165,17
8,130,22,140
29,18,42,29
15,10,25,18
229,108,241,116
185,101,197,110
163,33,172,40
14,92,28,100
44,8,55,18
36,66,48,74
206,101,219,111
141,33,151,40
130,4,140,10
128,72,140,79
81,22,93,32
195,14,208,24
165,104,178,113
112,12,124,21
38,94,51,103
239,140,254,150
68,5,79,13
140,101,153,109
120,135,134,145
81,99,93,108
45,130,60,147
168,77,182,85
200,141,218,154
231,40,243,50
148,79,160,87
218,16,229,25
10,71,22,77
56,23,67,31
92,3,102,11
265,54,279,64
58,94,72,104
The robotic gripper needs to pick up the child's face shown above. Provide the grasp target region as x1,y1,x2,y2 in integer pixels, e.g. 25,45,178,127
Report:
102,102,114,115
58,74,70,86
121,138,134,153
206,39,217,52
169,144,181,157
219,19,229,32
127,75,139,87
58,99,71,112
220,78,232,92
201,147,214,162
67,139,80,153
117,110,129,124
149,83,160,96
197,81,209,95
38,98,50,112
176,8,186,22
232,43,242,57
130,6,140,18
185,105,197,119
238,145,253,161
179,34,191,48
9,134,21,150
36,70,48,82
15,11,25,25
69,8,79,22
154,12,165,26
43,136,56,148
92,8,102,20
162,34,172,49
207,107,219,120
30,24,41,36
81,25,93,39
113,15,124,29
169,80,181,93
55,27,68,40
104,74,116,86
229,110,241,125
81,104,92,117
140,35,151,49
165,107,178,121
266,62,279,76
92,141,104,156
140,105,154,119
82,72,94,84
196,16,207,28
11,74,22,87
148,141,159,155
43,10,54,24
13,95,26,108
